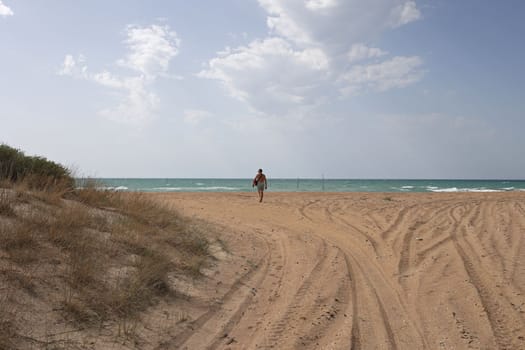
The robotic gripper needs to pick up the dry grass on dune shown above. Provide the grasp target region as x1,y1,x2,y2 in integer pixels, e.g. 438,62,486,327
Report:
0,182,214,349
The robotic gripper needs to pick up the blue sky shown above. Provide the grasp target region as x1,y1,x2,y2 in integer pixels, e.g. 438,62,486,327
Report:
1,1,524,179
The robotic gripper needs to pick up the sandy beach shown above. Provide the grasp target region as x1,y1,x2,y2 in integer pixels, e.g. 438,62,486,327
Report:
156,191,525,349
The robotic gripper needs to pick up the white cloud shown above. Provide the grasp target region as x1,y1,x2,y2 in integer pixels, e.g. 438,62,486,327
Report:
117,24,180,77
258,0,421,49
99,77,160,124
341,56,424,95
389,1,421,28
347,43,388,63
200,1,423,119
198,37,330,116
0,1,13,17
305,0,338,11
58,55,77,76
91,70,125,89
59,24,180,125
58,54,88,77
183,109,212,125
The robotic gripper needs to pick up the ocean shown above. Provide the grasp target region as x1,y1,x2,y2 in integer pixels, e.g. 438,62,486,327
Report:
87,178,525,193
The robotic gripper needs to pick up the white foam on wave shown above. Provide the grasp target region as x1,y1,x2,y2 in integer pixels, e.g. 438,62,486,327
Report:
502,187,515,191
430,187,502,193
95,186,128,191
152,187,186,191
394,185,413,191
465,188,501,193
152,186,240,191
204,186,239,190
431,187,459,192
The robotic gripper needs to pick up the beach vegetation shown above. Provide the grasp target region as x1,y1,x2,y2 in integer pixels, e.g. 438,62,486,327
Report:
0,143,74,191
0,145,212,348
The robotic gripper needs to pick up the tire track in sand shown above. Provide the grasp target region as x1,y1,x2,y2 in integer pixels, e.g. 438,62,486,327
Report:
260,240,336,348
162,192,525,350
396,204,453,280
291,247,353,349
448,204,525,350
308,197,429,349
303,199,406,349
343,252,400,350
164,230,277,350
343,253,362,350
297,199,321,223
206,228,290,350
381,205,414,241
324,200,380,256
297,198,363,349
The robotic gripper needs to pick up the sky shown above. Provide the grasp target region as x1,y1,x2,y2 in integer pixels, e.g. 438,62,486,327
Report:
1,0,524,179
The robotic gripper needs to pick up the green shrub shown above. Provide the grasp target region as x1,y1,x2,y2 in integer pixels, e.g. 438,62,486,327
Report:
0,144,74,190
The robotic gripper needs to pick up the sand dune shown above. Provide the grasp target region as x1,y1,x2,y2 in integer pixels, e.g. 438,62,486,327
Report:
157,192,525,349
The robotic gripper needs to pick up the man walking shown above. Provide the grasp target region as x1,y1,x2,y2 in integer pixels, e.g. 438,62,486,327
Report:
252,169,267,202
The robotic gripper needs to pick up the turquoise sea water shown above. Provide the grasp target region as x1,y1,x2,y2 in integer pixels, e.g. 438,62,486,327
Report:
88,179,525,193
